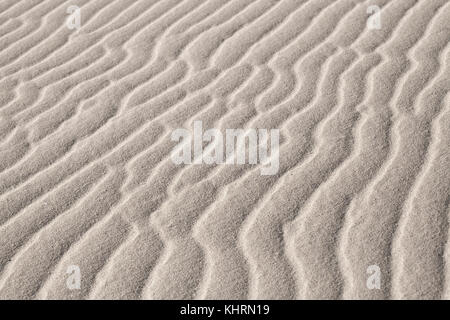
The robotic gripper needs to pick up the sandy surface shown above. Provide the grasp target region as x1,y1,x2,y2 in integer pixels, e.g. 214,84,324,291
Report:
0,0,449,300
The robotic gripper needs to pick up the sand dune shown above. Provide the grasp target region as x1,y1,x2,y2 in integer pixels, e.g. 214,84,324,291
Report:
0,0,449,300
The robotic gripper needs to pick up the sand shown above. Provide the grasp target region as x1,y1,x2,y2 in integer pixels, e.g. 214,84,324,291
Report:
0,0,449,300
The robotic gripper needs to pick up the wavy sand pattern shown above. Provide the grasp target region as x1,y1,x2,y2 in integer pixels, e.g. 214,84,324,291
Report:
0,0,449,300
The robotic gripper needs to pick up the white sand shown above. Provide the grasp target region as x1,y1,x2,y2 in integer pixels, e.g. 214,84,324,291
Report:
0,0,449,300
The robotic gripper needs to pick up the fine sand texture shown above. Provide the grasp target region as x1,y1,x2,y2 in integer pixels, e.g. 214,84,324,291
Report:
0,0,449,300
